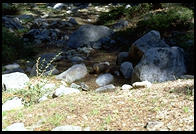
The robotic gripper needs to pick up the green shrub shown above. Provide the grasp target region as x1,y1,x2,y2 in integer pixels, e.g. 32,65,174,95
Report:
170,32,194,49
13,80,50,107
137,6,194,32
2,3,20,15
2,27,37,65
97,3,152,25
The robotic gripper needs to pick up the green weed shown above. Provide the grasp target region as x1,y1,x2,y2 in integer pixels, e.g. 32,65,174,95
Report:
47,113,64,127
183,107,189,113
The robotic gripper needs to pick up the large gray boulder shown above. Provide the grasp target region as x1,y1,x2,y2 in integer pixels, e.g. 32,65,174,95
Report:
67,24,113,48
56,64,88,83
131,47,186,83
2,72,29,91
128,30,169,65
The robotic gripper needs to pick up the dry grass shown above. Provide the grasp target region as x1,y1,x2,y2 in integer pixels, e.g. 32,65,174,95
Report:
2,78,194,131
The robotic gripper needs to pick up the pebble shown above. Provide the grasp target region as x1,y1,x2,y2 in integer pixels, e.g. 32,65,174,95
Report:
145,121,164,131
122,84,133,90
95,84,116,93
132,81,152,88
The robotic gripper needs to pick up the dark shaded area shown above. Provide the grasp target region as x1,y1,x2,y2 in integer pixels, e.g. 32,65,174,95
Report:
167,82,194,96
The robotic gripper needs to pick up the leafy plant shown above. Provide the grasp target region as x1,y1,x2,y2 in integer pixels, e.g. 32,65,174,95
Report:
14,80,47,107
2,3,20,15
90,109,100,116
35,52,62,77
183,107,189,113
47,113,64,127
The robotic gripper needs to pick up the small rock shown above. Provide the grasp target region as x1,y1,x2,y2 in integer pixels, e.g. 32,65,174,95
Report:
25,66,32,73
61,80,69,87
2,97,24,112
132,81,152,88
68,56,84,63
68,17,78,25
125,4,131,9
116,52,129,65
53,3,65,9
96,73,114,86
77,47,95,57
122,84,133,90
113,20,128,29
70,83,81,89
41,83,56,91
3,63,20,70
120,62,133,79
114,71,120,76
4,123,31,131
80,82,89,91
56,64,88,83
145,121,164,131
38,96,48,102
93,62,110,74
52,125,82,131
66,10,72,14
92,42,102,49
83,127,91,131
95,84,116,93
53,86,80,98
